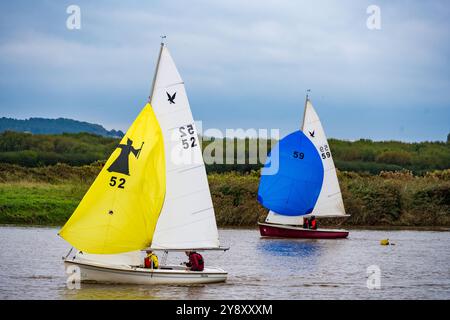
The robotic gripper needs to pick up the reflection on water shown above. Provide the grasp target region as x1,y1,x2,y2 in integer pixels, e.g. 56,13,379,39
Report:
62,283,228,300
0,226,449,299
62,284,162,300
257,239,321,258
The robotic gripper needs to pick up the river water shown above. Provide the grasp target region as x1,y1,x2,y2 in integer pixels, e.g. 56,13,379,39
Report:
0,226,449,300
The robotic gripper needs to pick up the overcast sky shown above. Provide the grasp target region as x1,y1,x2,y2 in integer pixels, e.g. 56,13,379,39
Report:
0,0,449,141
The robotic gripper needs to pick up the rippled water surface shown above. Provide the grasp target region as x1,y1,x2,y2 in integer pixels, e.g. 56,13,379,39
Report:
0,226,449,299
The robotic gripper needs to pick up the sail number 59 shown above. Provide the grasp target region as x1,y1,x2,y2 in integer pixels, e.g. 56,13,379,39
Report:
293,151,304,159
319,145,331,159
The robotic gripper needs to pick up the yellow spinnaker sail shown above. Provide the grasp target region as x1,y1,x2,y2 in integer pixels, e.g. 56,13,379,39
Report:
59,103,165,254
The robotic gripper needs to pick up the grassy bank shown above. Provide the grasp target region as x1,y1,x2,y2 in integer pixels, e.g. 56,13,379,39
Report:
0,182,84,224
0,163,449,227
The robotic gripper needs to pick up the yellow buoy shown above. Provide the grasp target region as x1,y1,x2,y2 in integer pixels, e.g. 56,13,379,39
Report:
380,239,389,246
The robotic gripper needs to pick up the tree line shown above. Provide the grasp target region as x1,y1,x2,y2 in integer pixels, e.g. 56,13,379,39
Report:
0,131,448,174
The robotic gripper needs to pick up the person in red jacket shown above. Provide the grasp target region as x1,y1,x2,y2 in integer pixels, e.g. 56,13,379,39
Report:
302,217,309,229
184,251,204,271
309,216,318,230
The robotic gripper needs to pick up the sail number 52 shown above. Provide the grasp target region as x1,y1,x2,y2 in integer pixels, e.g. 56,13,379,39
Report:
110,176,125,189
179,124,197,149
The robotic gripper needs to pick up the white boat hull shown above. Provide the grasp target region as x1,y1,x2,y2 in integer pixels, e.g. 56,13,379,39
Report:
64,259,227,285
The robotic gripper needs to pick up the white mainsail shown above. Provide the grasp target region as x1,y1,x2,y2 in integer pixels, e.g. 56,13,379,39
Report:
265,97,346,225
149,43,220,249
302,99,346,217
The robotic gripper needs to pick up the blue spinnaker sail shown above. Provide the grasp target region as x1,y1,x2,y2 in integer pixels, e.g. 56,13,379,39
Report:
257,130,324,216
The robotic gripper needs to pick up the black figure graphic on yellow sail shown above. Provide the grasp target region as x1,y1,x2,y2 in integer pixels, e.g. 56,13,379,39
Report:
107,138,144,176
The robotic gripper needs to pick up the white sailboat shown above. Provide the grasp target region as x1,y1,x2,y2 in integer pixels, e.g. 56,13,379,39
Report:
258,95,350,239
60,41,228,285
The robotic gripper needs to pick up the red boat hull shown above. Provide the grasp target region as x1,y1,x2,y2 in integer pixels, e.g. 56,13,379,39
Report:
258,223,349,239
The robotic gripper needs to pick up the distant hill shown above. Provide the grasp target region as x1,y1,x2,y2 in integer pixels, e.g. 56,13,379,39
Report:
0,117,124,138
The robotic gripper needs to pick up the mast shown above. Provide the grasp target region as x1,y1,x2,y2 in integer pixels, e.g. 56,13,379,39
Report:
149,36,166,102
301,89,310,131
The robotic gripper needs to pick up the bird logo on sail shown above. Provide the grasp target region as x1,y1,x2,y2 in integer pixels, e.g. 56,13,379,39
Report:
107,138,144,176
309,130,315,138
166,92,176,104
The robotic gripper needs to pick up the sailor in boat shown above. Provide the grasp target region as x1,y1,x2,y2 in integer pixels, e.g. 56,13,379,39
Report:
309,216,318,230
183,251,204,271
302,217,309,229
144,250,159,269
